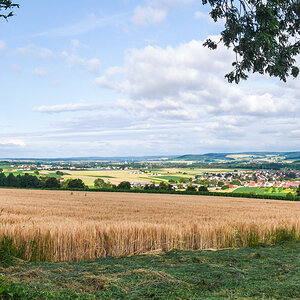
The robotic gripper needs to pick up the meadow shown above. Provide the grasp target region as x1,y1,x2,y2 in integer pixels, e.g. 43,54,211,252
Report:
233,187,291,196
0,188,299,262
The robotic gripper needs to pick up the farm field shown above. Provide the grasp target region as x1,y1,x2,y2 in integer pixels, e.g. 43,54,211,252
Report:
43,168,232,187
0,188,299,262
233,187,292,196
1,242,299,299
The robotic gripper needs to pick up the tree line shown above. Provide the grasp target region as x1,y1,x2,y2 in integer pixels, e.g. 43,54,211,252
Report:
0,173,87,189
94,178,209,192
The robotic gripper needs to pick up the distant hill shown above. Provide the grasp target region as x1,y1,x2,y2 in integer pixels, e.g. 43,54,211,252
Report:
0,156,177,162
174,152,300,163
283,152,300,160
1,152,300,164
175,153,234,162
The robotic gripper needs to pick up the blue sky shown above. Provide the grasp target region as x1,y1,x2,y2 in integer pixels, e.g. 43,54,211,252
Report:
0,0,299,158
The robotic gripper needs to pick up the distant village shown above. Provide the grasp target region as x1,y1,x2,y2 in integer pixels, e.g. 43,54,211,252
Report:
190,170,300,190
126,170,300,193
130,170,300,191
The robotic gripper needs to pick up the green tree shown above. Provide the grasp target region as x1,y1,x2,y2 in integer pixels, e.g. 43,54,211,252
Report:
159,181,172,191
222,184,229,190
198,185,209,192
94,178,112,189
16,173,42,188
284,172,297,179
231,180,241,186
296,184,300,197
203,0,300,83
6,173,16,187
117,181,131,190
144,184,158,190
186,185,196,192
286,192,295,199
63,179,86,189
44,177,61,188
0,1,19,20
0,173,5,185
33,170,39,175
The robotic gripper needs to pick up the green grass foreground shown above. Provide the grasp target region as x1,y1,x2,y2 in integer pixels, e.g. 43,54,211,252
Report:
0,242,299,299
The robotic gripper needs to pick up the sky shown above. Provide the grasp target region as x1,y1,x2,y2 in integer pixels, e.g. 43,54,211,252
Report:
0,0,299,158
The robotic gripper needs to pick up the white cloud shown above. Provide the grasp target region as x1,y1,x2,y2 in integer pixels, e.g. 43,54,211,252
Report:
34,103,104,113
131,0,195,26
62,51,101,74
17,44,54,59
11,64,22,72
32,67,48,77
0,40,6,53
95,39,300,119
131,6,167,26
70,39,87,49
91,38,300,153
95,39,234,100
0,139,26,148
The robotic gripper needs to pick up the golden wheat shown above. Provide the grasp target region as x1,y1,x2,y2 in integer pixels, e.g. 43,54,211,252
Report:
0,188,299,262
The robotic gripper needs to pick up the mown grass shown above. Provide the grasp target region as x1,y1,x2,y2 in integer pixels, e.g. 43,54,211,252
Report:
0,242,299,299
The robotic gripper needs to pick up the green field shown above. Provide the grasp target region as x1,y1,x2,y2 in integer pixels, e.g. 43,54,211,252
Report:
154,175,188,181
233,187,293,196
1,242,299,299
0,164,13,170
43,173,62,178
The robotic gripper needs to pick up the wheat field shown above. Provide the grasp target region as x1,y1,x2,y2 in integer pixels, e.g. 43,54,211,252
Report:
0,188,299,262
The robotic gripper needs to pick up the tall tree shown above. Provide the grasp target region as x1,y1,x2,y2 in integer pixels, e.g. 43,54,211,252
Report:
0,0,19,20
203,0,300,83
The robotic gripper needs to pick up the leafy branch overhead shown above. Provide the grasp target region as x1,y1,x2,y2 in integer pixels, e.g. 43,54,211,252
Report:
203,0,300,83
0,0,19,20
